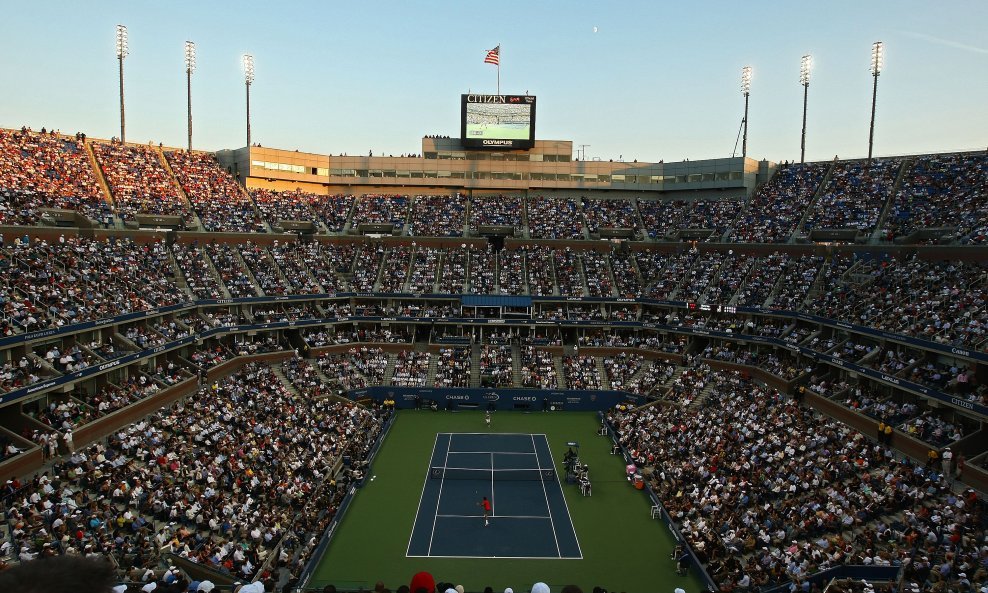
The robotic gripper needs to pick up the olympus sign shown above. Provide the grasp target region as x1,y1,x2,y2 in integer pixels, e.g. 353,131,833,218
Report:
482,140,513,146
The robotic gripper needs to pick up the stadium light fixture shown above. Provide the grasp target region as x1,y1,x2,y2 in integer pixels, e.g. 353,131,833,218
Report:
799,55,812,163
740,66,752,159
185,41,196,151
868,41,884,161
116,24,128,144
243,53,255,148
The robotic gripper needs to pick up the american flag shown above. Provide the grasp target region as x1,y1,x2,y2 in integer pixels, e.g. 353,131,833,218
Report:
484,45,500,66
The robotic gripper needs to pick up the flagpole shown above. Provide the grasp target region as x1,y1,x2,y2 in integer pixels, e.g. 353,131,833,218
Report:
497,44,500,95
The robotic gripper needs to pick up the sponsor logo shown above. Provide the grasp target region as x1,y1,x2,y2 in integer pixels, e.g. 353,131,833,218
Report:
27,380,59,394
466,94,507,103
98,360,122,372
446,395,471,401
487,319,505,324
482,139,513,146
482,393,500,401
950,398,975,410
152,346,166,354
513,396,538,402
880,374,900,385
525,96,535,103
951,348,971,357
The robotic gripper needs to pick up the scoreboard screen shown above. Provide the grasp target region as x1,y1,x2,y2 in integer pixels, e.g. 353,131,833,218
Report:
460,94,536,149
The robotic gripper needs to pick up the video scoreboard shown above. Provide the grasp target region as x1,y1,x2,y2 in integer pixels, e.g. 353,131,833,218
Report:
460,94,536,149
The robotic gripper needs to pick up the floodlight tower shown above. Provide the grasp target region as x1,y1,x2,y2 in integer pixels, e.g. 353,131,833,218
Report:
243,53,255,148
185,41,196,151
116,24,129,143
868,41,884,162
741,66,752,159
799,54,812,164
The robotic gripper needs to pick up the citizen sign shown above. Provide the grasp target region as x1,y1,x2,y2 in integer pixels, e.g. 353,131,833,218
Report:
951,398,975,410
466,95,507,103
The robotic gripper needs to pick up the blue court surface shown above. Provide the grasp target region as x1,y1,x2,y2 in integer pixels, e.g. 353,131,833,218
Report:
407,432,582,559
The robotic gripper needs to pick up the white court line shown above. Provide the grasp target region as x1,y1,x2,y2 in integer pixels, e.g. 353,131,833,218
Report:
539,434,585,559
405,433,441,557
490,452,495,517
407,554,581,560
447,451,537,455
426,434,452,556
436,513,550,519
531,434,561,558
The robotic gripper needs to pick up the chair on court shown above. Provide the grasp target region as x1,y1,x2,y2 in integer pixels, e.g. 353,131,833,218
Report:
650,503,661,519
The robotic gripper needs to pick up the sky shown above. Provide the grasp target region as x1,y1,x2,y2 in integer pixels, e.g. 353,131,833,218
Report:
1,1,985,163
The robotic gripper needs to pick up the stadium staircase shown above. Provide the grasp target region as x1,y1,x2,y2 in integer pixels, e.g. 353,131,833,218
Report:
596,357,611,390
228,248,266,297
470,345,481,388
624,359,655,392
259,247,294,294
426,353,438,386
197,248,233,299
791,159,839,243
553,355,567,389
577,198,592,240
271,363,300,396
383,353,397,386
511,343,523,387
599,253,620,297
154,145,201,230
576,254,592,296
870,158,912,242
83,142,117,226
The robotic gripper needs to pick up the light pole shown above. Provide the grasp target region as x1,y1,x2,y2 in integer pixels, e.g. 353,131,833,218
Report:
868,41,884,162
799,54,812,164
243,53,255,148
741,66,752,159
116,25,128,144
185,41,196,151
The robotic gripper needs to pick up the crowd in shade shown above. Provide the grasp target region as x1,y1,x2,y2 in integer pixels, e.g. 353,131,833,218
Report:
309,194,355,232
351,195,409,228
581,198,640,235
731,162,828,243
802,159,901,233
1,362,387,590
608,369,988,593
469,195,524,232
526,197,582,239
886,153,988,243
408,195,466,237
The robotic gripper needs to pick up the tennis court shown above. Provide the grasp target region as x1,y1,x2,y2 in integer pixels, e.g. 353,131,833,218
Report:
407,432,582,559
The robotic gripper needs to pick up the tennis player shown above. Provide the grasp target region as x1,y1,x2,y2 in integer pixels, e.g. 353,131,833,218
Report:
485,410,492,428
480,496,492,526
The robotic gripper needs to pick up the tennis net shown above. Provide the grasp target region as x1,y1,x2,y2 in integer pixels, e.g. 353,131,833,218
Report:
429,467,555,481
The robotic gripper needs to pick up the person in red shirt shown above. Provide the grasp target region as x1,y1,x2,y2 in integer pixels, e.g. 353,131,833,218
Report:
480,496,492,527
